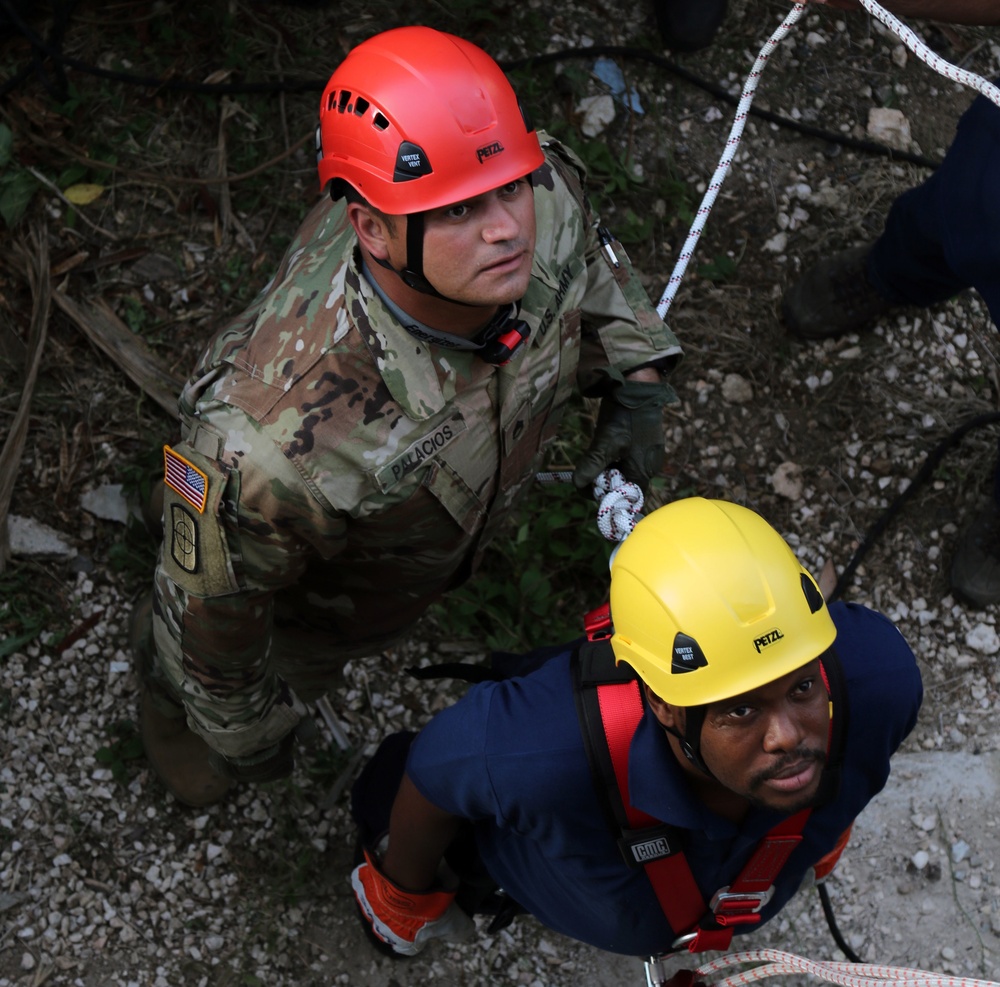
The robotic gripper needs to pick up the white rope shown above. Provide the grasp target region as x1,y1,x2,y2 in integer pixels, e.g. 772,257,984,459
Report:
692,949,1000,987
655,2,808,319
857,0,1000,109
655,0,1000,322
599,0,1000,543
593,468,644,542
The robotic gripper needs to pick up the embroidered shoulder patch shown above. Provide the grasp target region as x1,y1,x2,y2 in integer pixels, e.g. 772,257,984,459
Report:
163,445,209,513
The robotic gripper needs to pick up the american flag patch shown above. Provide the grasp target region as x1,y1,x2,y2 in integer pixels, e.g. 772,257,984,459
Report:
163,445,209,513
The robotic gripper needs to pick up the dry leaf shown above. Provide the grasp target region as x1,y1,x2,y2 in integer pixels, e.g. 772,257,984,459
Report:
64,183,105,205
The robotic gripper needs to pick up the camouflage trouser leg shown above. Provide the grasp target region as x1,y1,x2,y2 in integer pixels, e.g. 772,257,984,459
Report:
131,589,187,720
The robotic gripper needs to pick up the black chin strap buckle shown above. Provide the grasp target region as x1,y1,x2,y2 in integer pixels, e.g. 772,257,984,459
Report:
479,320,530,365
477,304,531,365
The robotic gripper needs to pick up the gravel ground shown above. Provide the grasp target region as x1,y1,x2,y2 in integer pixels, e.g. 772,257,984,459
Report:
4,2,1000,986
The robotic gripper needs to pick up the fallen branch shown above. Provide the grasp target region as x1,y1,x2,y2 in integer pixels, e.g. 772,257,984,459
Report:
0,222,51,572
51,291,183,418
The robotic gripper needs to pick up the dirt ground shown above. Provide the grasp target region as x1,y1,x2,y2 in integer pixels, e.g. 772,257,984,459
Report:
3,1,1000,985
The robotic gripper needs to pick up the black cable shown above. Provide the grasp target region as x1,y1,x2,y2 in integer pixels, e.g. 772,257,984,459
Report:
817,882,863,963
0,2,943,170
502,45,943,170
813,409,1000,961
829,411,1000,604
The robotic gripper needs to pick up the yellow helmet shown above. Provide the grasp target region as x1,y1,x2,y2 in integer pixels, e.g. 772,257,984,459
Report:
609,498,835,706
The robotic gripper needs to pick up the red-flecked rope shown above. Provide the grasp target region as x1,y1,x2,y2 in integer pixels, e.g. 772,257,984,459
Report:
592,468,645,543
690,949,1000,987
857,0,1000,108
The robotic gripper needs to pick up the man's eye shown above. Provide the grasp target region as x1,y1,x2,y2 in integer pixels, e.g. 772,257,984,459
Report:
447,203,470,219
794,677,815,696
502,181,522,195
728,705,754,719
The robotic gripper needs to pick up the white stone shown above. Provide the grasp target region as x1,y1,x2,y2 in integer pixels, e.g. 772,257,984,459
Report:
7,515,77,560
576,94,615,137
721,373,753,404
770,462,804,501
79,484,130,524
763,231,788,253
866,107,912,151
966,623,1000,655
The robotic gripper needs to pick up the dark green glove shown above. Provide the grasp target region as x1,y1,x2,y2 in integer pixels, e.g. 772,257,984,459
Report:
572,379,671,493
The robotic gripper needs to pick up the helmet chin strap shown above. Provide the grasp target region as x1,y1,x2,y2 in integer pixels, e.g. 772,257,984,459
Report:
663,706,713,779
370,211,459,303
361,256,531,367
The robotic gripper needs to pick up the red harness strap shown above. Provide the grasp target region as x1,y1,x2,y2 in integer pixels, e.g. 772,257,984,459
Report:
596,677,812,953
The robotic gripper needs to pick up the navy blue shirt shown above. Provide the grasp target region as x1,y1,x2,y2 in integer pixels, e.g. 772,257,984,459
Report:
407,602,922,956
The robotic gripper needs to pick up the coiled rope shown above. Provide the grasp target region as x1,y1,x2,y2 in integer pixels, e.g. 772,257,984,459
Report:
681,948,1000,987
592,468,645,542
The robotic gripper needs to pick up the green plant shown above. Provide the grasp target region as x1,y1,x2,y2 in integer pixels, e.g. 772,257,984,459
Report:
0,565,54,658
0,123,40,227
95,719,144,786
120,295,150,334
697,252,739,282
431,479,614,653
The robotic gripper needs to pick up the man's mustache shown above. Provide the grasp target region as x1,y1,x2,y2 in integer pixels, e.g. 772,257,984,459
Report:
748,747,827,790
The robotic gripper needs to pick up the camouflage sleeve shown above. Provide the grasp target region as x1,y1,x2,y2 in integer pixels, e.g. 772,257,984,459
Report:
152,406,345,758
542,137,684,397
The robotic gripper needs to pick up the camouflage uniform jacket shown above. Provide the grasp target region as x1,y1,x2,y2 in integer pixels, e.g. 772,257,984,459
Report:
152,133,682,757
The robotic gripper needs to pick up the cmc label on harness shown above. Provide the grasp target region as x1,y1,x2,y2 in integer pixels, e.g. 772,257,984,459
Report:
631,836,672,863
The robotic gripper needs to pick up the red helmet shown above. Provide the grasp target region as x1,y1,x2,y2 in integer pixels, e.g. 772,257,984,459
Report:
316,26,545,214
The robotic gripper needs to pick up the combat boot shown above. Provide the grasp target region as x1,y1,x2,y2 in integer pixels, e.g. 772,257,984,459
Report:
951,502,1000,608
782,245,897,340
129,593,232,807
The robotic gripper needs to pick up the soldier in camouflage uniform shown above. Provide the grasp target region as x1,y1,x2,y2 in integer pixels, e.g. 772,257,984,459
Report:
138,26,683,807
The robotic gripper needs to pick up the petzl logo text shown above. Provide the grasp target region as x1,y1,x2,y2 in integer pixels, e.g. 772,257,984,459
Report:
753,628,785,653
476,140,504,163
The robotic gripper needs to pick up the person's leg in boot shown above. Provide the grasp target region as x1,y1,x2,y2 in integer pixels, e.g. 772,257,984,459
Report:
919,92,1000,605
130,590,232,807
784,89,1000,341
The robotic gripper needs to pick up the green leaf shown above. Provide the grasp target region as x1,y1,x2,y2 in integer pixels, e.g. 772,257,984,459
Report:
0,629,36,660
120,737,145,759
0,171,38,228
0,124,12,169
58,164,89,188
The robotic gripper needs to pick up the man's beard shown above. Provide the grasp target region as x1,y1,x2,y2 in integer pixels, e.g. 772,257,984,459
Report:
744,747,828,813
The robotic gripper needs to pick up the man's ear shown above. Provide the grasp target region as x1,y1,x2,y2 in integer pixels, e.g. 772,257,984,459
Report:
348,202,393,260
644,683,683,732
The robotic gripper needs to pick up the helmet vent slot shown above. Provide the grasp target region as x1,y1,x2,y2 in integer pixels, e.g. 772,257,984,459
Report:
800,573,824,614
372,111,389,131
354,96,370,116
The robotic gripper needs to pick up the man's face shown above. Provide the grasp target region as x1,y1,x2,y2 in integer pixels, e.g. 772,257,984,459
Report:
653,659,831,815
388,178,537,307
